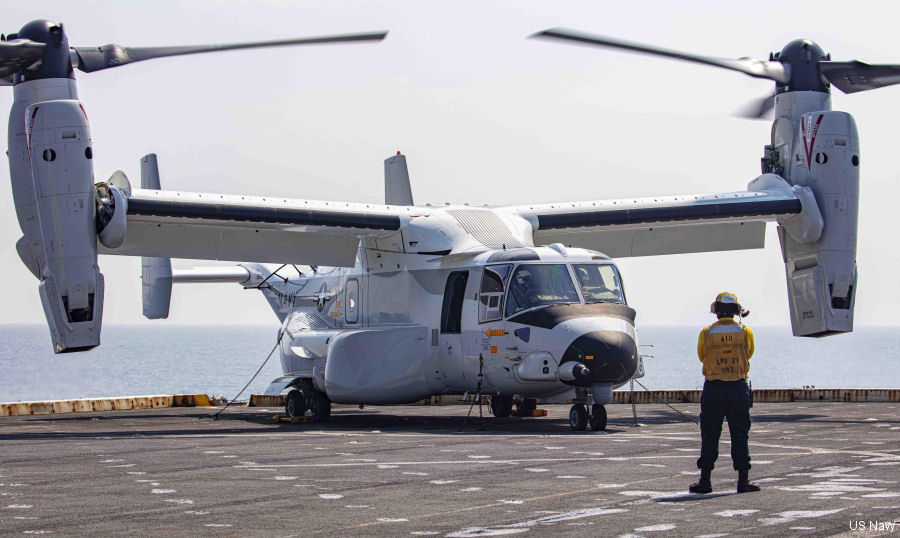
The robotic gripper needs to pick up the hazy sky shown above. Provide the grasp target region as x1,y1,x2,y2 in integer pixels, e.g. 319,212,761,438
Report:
2,0,898,331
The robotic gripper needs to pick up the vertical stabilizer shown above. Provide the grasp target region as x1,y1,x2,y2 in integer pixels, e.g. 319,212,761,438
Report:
142,257,173,319
139,153,173,319
384,152,413,206
141,153,161,189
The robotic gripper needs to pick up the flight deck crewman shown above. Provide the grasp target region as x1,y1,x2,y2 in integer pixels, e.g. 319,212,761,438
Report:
689,292,761,494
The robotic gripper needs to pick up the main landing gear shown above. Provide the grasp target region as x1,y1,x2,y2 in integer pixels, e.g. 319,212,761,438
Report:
569,403,607,431
514,398,537,417
490,396,538,418
490,395,513,418
285,389,305,418
284,386,331,422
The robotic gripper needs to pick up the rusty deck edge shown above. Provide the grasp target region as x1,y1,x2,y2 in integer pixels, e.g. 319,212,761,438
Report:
0,394,212,416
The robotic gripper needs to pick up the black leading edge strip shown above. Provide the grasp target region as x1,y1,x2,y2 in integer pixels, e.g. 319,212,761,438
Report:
126,198,402,230
536,198,802,230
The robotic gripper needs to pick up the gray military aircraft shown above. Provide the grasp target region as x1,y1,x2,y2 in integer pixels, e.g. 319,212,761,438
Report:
5,21,892,429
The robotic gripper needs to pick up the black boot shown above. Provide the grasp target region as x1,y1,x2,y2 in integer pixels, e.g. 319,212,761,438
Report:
689,468,712,494
736,469,760,493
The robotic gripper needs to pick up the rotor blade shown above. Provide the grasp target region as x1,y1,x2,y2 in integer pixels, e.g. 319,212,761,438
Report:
736,91,776,119
820,61,900,94
72,31,387,73
0,39,45,81
533,28,790,83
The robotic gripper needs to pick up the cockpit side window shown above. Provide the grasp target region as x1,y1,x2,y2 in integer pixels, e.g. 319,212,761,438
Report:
573,263,626,304
479,264,511,323
505,264,580,317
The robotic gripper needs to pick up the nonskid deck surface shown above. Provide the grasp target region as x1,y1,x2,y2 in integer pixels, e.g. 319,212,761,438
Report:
0,403,897,536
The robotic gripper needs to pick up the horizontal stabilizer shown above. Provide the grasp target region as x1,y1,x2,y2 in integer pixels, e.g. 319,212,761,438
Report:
172,267,250,283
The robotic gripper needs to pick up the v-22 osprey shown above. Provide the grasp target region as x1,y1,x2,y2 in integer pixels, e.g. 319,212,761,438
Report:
7,21,889,429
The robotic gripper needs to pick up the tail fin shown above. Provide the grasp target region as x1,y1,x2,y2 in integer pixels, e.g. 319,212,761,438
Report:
142,257,173,319
384,152,413,206
139,154,172,319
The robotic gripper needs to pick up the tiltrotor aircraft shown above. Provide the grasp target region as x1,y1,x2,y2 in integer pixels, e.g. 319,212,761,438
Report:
5,21,890,430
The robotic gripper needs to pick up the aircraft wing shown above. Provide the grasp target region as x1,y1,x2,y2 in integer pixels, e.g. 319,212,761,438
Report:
499,182,806,258
99,188,405,266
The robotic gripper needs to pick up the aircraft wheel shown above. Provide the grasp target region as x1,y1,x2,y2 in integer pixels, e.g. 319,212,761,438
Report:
569,404,588,431
490,395,513,418
589,404,607,431
514,398,537,417
307,390,331,422
285,389,305,418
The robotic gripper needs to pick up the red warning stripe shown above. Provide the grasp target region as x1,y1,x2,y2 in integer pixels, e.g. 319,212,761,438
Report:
25,106,39,157
801,114,824,170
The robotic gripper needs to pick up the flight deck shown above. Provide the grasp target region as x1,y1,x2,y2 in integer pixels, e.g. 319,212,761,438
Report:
1,402,898,536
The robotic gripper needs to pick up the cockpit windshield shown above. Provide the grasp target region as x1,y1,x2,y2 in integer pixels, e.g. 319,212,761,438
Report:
505,264,580,317
573,263,626,304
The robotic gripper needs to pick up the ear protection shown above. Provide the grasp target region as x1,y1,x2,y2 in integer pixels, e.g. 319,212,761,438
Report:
710,292,749,318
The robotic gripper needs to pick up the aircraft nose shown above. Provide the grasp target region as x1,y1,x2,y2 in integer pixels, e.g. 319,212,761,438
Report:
560,330,637,386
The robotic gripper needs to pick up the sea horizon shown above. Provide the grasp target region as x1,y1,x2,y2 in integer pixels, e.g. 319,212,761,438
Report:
1,324,897,403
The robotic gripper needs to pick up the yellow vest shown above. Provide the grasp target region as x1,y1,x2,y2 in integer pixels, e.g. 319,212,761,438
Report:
698,319,754,381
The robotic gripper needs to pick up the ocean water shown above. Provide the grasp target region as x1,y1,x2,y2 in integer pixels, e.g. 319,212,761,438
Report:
0,324,897,402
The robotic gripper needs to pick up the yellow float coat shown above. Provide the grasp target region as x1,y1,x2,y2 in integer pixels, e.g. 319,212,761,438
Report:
697,318,754,381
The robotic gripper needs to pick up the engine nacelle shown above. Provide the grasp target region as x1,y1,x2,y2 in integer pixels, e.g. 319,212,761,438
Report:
95,181,128,249
779,111,859,336
23,99,103,352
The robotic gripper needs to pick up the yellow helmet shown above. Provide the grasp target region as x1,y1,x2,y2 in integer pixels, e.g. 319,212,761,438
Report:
710,292,746,317
715,292,739,304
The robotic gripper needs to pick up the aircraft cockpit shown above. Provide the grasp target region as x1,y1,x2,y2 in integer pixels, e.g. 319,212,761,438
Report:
571,263,627,305
478,261,627,322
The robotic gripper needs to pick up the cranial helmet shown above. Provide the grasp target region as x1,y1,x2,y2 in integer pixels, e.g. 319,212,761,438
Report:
710,292,748,318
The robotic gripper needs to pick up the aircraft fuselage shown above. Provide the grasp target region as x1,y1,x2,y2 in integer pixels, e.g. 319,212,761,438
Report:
260,241,643,408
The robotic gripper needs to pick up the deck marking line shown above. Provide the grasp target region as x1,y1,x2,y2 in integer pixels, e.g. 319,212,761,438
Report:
307,471,696,535
235,453,803,469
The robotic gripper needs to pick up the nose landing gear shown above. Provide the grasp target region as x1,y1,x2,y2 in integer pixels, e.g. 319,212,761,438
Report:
589,404,607,431
569,403,607,431
569,404,588,430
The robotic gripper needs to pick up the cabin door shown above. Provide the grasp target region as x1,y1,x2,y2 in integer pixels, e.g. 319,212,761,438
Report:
438,271,469,389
